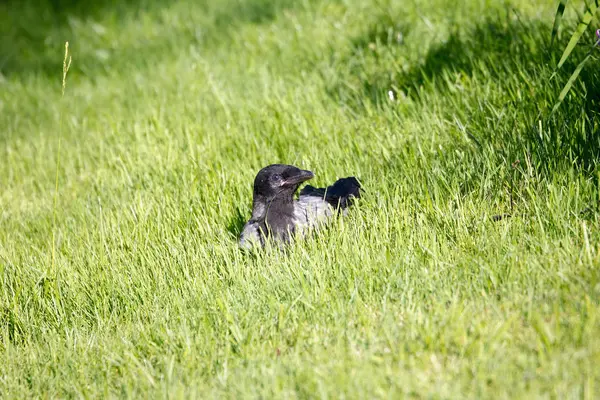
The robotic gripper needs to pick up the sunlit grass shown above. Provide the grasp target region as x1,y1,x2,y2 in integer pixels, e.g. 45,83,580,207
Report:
1,0,599,397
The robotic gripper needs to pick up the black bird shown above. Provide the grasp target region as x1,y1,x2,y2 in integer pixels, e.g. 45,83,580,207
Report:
239,164,361,249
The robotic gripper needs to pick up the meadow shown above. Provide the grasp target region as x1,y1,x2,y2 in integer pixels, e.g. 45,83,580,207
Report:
1,0,599,397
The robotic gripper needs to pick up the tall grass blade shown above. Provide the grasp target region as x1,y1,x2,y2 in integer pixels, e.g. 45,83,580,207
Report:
556,2,597,70
550,0,569,47
51,42,71,275
551,52,592,114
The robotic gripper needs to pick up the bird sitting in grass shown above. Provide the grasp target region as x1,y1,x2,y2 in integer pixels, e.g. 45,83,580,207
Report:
239,164,361,249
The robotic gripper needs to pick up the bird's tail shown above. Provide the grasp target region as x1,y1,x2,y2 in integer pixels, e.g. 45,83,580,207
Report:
300,177,361,209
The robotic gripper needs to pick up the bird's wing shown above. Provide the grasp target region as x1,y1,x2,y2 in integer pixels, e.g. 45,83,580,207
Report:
299,185,326,198
239,221,263,249
299,177,361,209
294,195,334,230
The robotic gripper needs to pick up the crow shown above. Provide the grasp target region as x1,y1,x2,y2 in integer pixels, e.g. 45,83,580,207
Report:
239,164,361,249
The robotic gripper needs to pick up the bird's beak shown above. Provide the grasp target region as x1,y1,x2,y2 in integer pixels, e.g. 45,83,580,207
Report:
283,169,314,186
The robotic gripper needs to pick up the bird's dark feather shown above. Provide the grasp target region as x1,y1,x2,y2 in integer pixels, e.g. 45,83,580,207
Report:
300,177,361,209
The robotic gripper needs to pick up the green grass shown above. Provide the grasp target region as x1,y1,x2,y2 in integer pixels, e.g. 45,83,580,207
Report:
1,0,600,397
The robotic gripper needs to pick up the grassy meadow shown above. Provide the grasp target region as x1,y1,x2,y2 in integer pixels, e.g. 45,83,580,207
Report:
1,0,600,397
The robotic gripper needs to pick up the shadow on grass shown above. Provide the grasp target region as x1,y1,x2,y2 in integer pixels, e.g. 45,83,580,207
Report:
1,0,166,76
328,12,600,173
328,13,549,108
227,207,248,239
0,0,320,78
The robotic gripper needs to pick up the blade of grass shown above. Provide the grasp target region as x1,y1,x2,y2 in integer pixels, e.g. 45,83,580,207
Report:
555,2,597,70
51,42,71,276
551,52,593,114
550,0,569,47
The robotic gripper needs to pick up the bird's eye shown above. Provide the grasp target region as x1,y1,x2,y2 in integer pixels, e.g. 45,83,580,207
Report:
271,174,282,183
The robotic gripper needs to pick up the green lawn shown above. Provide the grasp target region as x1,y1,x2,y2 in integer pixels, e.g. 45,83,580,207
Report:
1,0,600,397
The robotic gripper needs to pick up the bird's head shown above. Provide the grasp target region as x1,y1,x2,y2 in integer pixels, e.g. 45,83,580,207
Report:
253,164,314,202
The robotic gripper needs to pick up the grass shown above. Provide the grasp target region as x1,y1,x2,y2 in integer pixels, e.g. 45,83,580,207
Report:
1,0,600,397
